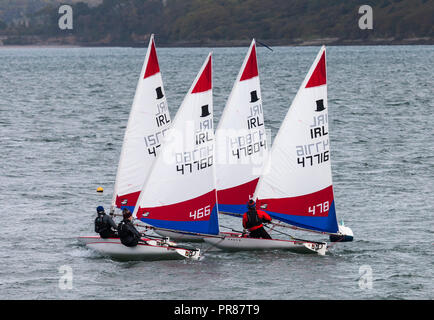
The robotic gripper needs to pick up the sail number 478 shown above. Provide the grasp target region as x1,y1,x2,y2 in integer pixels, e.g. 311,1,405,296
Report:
308,201,329,215
189,205,211,220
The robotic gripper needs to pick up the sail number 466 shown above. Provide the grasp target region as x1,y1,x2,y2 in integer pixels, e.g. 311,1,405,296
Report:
189,205,211,220
308,201,329,215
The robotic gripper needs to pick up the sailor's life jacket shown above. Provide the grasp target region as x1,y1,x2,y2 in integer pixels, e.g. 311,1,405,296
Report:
117,219,142,247
94,213,117,238
242,209,272,231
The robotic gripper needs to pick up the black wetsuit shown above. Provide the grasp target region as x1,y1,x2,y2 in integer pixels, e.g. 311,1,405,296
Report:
248,226,272,239
94,213,118,238
243,209,272,239
117,219,142,247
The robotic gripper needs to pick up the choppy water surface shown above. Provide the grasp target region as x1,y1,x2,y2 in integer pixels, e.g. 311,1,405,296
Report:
0,45,433,300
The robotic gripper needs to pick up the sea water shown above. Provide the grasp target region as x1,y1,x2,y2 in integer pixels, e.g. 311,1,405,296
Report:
0,45,433,300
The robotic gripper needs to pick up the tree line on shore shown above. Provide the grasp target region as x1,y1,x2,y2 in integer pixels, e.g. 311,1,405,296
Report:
1,0,433,46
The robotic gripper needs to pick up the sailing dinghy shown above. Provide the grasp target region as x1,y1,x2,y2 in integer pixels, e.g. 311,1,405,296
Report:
204,46,352,254
151,41,326,255
133,53,223,244
78,35,200,261
77,236,200,261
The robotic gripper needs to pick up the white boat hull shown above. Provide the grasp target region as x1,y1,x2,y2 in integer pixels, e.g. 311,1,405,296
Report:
153,230,234,242
203,233,327,255
78,236,117,245
77,236,200,261
330,225,354,242
154,229,206,242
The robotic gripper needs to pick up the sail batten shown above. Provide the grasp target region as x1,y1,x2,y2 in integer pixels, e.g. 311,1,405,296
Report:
254,46,338,234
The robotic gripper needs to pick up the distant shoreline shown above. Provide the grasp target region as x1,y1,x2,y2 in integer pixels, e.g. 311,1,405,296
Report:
0,44,80,48
0,37,432,48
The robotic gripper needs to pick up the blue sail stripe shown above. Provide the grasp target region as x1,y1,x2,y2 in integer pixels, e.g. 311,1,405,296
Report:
217,203,246,215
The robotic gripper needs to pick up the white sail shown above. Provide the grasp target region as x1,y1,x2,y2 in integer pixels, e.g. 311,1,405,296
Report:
254,46,339,234
133,53,219,235
215,39,268,214
111,34,171,213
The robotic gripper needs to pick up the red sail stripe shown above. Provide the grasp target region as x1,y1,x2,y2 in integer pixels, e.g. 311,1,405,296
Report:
192,55,212,93
217,178,259,205
256,185,334,217
136,190,216,222
240,43,258,81
115,191,141,208
305,51,326,88
144,39,160,79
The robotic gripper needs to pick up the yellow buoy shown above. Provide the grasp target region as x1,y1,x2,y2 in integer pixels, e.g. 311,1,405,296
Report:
96,187,104,193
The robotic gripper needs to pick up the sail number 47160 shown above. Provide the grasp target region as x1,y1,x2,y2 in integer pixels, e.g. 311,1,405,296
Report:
308,201,329,215
189,205,211,220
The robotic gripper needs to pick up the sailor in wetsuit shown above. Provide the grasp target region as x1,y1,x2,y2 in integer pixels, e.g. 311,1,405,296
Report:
94,206,118,238
242,200,272,239
117,208,143,247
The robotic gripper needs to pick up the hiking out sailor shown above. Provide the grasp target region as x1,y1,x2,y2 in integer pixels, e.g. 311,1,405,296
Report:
94,206,118,238
242,200,272,239
117,208,143,247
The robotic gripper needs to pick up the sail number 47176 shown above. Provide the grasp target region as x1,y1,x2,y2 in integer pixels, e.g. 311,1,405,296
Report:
189,205,211,220
308,201,329,215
